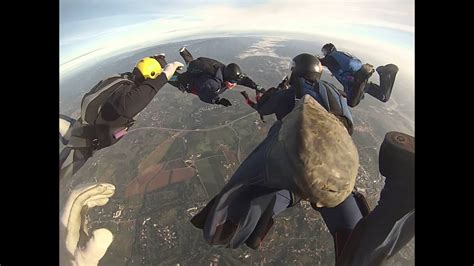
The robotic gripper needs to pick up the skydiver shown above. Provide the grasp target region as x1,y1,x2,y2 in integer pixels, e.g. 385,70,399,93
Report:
249,53,354,135
166,47,264,107
190,94,360,250
59,55,184,179
190,54,414,264
319,43,399,107
190,54,358,250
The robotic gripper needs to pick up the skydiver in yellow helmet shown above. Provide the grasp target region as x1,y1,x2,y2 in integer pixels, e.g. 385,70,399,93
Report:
59,54,184,179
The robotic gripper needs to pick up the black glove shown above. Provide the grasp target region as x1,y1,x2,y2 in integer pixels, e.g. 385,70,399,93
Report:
240,91,250,100
216,98,232,107
151,54,167,68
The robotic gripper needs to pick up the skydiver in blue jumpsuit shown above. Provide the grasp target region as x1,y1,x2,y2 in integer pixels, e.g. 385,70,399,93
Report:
191,53,359,249
256,53,354,134
319,43,399,107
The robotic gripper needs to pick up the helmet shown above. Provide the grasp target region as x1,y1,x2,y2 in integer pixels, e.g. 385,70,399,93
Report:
135,57,163,80
290,53,323,83
224,63,243,83
321,43,336,56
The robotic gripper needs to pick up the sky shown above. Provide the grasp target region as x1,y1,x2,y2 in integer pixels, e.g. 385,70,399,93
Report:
60,0,414,79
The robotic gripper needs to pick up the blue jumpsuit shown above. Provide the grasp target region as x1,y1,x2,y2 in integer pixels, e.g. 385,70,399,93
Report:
191,78,412,264
320,51,365,106
191,78,359,249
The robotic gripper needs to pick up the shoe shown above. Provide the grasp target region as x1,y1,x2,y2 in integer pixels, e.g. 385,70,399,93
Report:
376,64,399,102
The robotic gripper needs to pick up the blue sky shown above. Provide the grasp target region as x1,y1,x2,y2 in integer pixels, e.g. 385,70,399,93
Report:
60,0,414,78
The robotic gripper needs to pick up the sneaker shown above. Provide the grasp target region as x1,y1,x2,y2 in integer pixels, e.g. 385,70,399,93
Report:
179,46,194,64
376,64,399,102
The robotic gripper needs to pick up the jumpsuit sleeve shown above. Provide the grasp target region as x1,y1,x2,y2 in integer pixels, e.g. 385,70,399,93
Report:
238,75,259,90
113,73,168,118
257,90,284,116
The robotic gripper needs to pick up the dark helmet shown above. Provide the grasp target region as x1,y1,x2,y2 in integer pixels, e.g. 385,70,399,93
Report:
290,53,323,83
224,63,243,83
321,43,336,56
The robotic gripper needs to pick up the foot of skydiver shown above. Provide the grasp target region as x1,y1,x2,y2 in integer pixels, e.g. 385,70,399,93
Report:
379,131,414,201
336,131,414,266
59,146,94,180
190,188,292,249
365,64,399,102
179,47,194,65
346,63,375,108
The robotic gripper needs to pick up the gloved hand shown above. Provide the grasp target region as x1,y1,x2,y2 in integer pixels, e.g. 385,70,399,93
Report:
163,61,185,81
255,85,266,93
60,183,116,266
216,98,232,107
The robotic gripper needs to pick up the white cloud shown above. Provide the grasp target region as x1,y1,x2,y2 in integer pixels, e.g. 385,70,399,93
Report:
237,36,288,59
60,0,414,80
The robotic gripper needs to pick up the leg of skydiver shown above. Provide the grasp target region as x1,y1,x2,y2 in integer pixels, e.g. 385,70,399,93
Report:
244,189,293,249
179,47,194,65
191,123,291,249
365,64,399,102
240,91,258,109
59,147,94,180
336,131,414,266
314,194,364,261
168,71,190,92
364,83,383,101
346,63,375,108
59,115,76,145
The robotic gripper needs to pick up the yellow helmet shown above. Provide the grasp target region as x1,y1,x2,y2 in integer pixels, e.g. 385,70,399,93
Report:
135,57,162,80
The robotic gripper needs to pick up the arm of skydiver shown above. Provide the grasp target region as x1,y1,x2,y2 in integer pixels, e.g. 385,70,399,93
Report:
256,88,283,115
240,91,257,109
238,75,265,92
195,80,232,106
113,62,184,118
112,73,168,118
319,56,328,67
318,56,340,75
